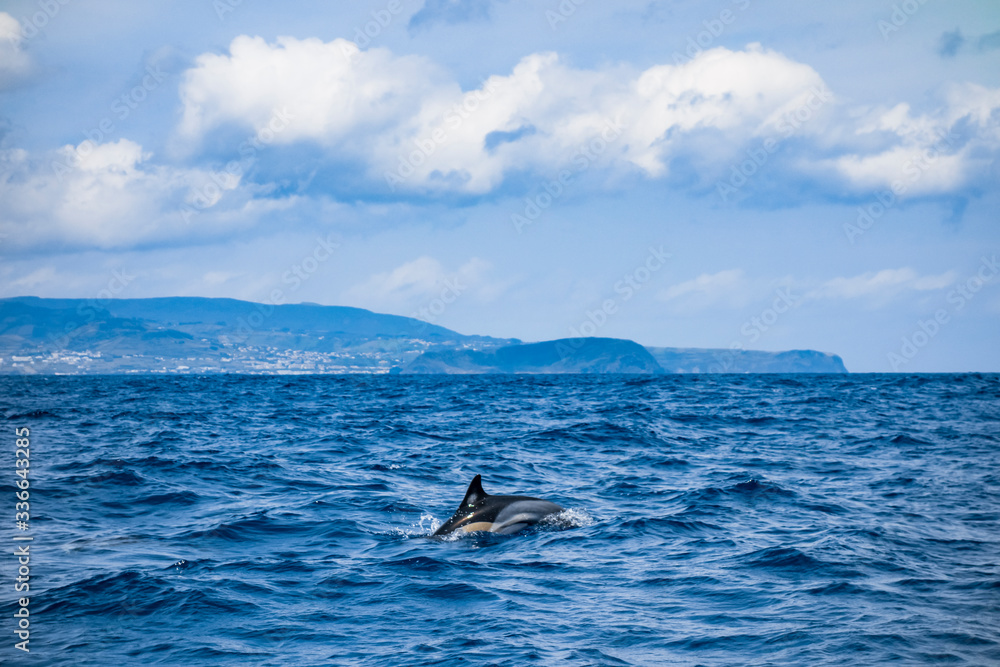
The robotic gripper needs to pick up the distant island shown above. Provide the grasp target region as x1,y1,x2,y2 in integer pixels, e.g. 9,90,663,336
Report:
404,338,664,374
0,296,847,374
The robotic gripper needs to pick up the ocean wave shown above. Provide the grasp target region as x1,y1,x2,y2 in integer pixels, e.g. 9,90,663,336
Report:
2,373,997,666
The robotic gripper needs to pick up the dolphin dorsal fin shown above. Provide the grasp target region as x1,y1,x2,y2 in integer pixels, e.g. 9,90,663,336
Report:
461,474,488,507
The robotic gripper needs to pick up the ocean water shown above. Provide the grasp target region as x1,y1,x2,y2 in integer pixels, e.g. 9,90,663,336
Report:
1,374,998,666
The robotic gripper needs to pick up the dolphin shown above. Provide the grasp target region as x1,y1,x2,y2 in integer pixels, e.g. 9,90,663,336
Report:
433,474,563,536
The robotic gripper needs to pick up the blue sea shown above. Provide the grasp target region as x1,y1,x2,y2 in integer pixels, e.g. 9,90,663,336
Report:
1,374,998,666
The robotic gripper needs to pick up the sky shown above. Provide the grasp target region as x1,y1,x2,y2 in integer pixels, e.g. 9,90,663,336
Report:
0,0,998,372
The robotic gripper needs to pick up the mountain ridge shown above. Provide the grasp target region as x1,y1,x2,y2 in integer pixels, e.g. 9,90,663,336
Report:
0,296,847,374
403,338,665,374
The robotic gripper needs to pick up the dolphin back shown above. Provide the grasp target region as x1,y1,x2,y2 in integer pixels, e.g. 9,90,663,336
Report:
433,475,563,536
490,498,564,535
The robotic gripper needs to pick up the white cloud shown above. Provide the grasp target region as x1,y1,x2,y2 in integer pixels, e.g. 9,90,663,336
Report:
343,256,493,313
0,13,32,89
822,83,1000,197
349,256,450,302
177,38,831,193
7,266,56,290
809,268,957,300
0,139,291,250
627,44,828,175
913,271,959,290
174,35,1000,200
177,36,447,150
5,37,998,254
829,146,969,196
660,269,745,306
202,270,243,286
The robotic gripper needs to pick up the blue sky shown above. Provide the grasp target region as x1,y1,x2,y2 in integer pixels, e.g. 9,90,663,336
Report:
1,0,998,372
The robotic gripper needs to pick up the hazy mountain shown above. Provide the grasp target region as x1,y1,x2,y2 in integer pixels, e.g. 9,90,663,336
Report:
404,338,664,374
0,296,511,374
0,297,847,374
646,347,848,374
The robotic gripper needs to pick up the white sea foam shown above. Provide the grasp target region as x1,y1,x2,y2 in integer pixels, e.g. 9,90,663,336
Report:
544,507,596,530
